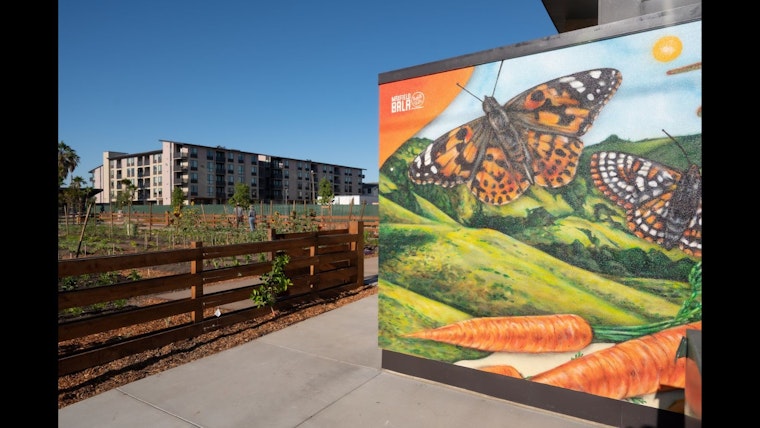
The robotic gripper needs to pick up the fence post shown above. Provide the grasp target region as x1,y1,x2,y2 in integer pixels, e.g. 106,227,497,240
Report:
190,241,204,322
266,228,275,262
309,229,317,290
349,221,364,288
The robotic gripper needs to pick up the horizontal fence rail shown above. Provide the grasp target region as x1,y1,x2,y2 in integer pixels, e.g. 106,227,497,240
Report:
60,212,378,236
58,221,366,376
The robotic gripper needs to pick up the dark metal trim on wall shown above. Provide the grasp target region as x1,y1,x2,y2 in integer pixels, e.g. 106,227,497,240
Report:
378,4,701,85
382,350,694,428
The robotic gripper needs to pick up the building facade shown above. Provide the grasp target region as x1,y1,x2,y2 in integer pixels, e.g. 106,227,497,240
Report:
90,140,366,206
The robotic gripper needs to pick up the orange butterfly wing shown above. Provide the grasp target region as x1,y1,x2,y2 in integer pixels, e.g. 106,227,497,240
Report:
409,68,622,205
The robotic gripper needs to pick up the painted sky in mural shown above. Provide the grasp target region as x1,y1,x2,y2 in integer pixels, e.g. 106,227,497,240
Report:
417,21,701,146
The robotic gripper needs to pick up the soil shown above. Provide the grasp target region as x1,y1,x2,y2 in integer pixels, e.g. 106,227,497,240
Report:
58,253,378,409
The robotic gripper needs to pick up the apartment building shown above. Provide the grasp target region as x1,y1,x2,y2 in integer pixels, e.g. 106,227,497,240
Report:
90,140,366,206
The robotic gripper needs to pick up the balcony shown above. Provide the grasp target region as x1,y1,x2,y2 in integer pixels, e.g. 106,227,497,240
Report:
172,148,189,160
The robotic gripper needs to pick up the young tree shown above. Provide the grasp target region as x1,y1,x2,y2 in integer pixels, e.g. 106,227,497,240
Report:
228,183,251,207
171,186,185,214
318,177,334,205
66,176,88,215
116,179,137,235
227,183,251,227
249,253,292,315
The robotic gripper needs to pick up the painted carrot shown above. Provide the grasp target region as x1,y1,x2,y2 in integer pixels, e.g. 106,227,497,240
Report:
404,314,594,353
530,321,701,400
478,365,523,378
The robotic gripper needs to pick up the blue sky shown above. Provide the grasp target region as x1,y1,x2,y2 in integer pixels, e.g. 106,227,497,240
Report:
58,0,559,184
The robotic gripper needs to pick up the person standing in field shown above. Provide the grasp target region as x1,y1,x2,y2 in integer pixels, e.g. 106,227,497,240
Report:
248,204,256,231
234,203,244,227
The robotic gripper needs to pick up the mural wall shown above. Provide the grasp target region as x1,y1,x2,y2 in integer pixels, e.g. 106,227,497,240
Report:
377,19,701,412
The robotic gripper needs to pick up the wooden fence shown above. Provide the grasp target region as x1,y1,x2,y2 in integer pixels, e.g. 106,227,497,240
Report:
58,221,366,376
63,212,378,237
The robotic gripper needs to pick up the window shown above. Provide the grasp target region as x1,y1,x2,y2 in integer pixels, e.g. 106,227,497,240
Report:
190,159,198,170
207,174,214,185
190,147,198,158
238,153,245,163
238,165,244,174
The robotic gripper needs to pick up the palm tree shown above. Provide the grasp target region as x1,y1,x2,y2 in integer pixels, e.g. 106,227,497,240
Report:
58,141,80,186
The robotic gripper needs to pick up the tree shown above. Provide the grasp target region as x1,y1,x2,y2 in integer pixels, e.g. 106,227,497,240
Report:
171,186,185,214
318,177,334,205
65,176,89,215
58,141,80,187
116,179,138,235
228,183,251,208
61,176,90,233
249,253,292,315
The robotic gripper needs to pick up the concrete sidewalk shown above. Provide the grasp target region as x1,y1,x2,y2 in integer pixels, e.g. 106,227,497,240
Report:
58,257,612,428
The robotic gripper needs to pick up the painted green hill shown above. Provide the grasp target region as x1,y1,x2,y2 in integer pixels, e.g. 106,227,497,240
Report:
378,133,701,361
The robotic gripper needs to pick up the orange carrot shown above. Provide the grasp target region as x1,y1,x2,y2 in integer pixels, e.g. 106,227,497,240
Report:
478,365,523,378
404,314,593,353
530,321,701,400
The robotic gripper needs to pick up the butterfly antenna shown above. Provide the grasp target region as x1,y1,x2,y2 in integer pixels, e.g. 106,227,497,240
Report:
662,129,691,163
492,61,504,96
456,82,483,102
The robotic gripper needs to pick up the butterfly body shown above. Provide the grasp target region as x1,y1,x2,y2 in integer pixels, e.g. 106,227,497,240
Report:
409,68,622,205
589,151,702,257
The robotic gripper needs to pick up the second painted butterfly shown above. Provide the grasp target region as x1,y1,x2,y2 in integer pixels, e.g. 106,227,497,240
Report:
589,149,702,257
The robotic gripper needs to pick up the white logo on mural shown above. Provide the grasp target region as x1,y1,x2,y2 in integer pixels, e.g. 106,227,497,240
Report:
391,91,424,113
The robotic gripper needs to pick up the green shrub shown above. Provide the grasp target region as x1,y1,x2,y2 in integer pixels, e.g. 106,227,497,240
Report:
249,253,292,314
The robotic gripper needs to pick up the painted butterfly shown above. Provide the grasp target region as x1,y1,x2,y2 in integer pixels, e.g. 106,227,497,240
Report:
589,150,702,257
408,67,622,205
